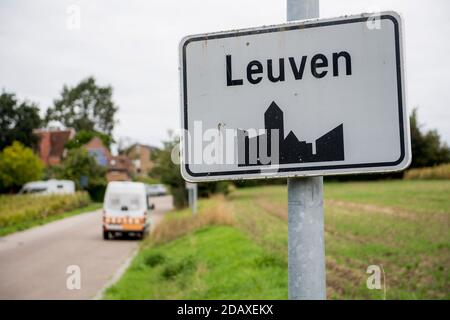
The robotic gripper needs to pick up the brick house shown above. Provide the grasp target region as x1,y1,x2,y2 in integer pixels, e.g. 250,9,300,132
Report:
106,155,133,181
33,128,76,166
34,131,133,182
83,137,112,167
83,137,133,182
123,143,157,176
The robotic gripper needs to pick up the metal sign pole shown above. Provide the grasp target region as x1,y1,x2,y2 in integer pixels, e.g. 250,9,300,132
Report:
193,183,197,215
287,0,326,300
188,188,193,212
186,183,198,215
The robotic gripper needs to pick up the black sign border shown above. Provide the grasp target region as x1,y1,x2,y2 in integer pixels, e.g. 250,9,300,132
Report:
182,14,405,178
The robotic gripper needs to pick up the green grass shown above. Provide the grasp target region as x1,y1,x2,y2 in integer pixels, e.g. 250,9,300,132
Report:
0,192,100,236
324,180,450,214
104,180,450,300
105,226,287,299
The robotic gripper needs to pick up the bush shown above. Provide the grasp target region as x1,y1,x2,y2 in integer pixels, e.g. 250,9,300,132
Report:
410,108,450,168
86,183,107,202
0,141,44,192
0,192,90,229
404,163,450,180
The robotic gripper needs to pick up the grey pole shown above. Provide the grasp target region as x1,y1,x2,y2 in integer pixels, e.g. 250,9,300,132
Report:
193,183,197,215
187,183,198,215
287,0,326,300
188,188,193,212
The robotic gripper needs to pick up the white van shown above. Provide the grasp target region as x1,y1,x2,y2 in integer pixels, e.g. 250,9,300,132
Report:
102,181,153,240
20,180,75,195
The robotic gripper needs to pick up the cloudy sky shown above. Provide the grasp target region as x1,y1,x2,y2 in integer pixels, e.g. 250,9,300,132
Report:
1,0,449,149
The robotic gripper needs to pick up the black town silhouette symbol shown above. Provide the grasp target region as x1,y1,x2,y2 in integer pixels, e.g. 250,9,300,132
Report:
237,101,344,167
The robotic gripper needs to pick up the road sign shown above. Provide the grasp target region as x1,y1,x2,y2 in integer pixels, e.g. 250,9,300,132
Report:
179,12,411,182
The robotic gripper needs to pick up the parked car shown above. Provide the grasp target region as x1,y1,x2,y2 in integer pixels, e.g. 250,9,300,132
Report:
145,184,167,196
102,181,154,240
19,179,75,195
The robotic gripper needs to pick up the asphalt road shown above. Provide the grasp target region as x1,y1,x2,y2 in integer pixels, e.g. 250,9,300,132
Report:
0,195,173,300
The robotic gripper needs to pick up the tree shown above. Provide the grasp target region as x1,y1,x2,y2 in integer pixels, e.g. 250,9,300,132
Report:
410,109,450,168
0,91,42,150
0,141,44,192
117,136,135,154
45,77,118,135
65,130,114,150
150,136,188,208
56,148,106,190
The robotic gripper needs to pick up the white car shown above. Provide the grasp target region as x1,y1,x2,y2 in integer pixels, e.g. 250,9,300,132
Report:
103,181,154,240
20,180,75,195
145,184,167,196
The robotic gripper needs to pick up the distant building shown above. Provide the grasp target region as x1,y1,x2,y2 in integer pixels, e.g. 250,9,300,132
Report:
33,128,76,166
123,143,157,176
106,155,133,181
83,137,134,181
83,137,111,167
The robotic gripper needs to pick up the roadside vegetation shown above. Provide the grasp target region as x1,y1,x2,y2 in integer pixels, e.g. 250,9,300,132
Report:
150,196,234,245
1,77,118,198
0,192,99,236
104,179,449,300
405,163,450,180
0,141,44,193
105,195,287,299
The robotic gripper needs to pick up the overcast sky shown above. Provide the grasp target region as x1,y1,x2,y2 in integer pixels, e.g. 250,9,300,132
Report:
1,0,449,149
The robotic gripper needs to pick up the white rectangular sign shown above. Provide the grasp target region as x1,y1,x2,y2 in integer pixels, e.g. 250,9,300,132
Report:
179,12,411,182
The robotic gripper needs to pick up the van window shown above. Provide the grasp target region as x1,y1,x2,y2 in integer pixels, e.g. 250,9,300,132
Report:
106,193,142,211
24,187,47,194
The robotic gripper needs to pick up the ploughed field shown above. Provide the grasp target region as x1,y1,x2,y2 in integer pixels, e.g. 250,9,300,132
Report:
104,180,449,300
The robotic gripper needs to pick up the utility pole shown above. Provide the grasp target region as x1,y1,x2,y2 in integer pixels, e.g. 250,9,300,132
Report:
286,0,326,300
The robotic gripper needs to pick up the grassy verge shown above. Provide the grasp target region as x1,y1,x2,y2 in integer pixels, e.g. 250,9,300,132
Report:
105,226,287,299
104,180,449,300
0,192,101,236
